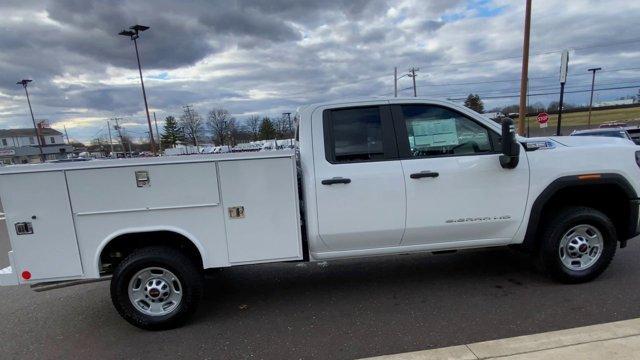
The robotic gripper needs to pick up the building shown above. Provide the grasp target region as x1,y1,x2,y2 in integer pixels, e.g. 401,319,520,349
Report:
0,128,73,164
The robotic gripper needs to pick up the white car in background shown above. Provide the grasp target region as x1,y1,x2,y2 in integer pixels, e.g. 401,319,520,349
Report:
570,128,635,144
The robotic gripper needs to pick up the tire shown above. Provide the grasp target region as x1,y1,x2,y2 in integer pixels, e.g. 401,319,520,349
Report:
538,206,617,284
110,246,203,330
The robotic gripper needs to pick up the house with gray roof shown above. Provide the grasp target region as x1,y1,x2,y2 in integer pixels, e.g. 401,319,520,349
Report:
0,128,72,164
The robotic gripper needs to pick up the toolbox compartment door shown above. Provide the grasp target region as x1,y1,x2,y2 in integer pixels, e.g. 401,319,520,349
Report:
219,157,302,264
0,172,82,281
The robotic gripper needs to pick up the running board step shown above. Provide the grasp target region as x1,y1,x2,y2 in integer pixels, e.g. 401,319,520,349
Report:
30,276,111,292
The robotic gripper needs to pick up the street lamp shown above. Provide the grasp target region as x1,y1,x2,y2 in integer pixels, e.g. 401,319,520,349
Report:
119,24,157,155
587,67,602,128
16,79,45,162
394,67,410,98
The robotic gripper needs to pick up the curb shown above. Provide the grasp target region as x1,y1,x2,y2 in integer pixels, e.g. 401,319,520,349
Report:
363,318,640,359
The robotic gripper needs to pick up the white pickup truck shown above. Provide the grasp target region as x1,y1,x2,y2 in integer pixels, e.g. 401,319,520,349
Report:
1,98,639,330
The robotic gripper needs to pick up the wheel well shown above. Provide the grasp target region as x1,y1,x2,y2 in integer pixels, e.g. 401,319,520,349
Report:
99,231,204,275
524,180,633,251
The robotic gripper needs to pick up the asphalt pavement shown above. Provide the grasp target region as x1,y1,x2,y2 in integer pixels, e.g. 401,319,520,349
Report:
2,233,640,359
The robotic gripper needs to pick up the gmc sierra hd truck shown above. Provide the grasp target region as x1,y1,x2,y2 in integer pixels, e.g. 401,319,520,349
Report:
1,98,639,330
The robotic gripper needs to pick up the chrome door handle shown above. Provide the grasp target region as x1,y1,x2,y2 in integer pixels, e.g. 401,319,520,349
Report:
0,212,5,221
410,171,439,179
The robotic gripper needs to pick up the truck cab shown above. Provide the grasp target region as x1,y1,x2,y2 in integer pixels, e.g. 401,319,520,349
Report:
298,99,530,258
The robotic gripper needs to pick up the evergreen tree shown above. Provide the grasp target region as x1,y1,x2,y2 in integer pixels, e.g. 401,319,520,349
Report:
464,94,484,113
161,116,182,148
259,117,277,140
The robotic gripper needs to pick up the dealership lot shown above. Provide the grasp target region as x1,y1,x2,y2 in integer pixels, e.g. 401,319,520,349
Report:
2,230,640,359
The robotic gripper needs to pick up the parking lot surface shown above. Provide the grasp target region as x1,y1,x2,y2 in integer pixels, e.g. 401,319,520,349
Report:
2,237,640,359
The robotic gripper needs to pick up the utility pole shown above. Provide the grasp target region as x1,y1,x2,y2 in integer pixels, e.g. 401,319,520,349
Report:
517,0,532,135
16,79,45,162
557,50,569,136
526,77,530,137
282,112,292,137
119,25,156,155
126,129,133,156
408,67,419,97
63,125,70,144
113,117,126,155
587,67,602,128
153,111,161,154
394,67,398,98
107,120,115,157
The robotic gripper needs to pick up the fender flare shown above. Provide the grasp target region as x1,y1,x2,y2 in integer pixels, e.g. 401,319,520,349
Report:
94,226,207,274
522,173,638,251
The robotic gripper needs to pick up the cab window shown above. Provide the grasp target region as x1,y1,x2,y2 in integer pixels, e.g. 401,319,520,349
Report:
323,106,397,163
400,105,493,157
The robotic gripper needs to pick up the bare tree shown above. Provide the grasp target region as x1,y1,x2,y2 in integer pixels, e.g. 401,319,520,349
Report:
274,116,288,138
179,105,203,147
245,115,261,141
274,114,294,139
228,120,239,146
207,108,235,146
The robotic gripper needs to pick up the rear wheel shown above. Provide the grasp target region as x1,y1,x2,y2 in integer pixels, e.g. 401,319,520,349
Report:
538,207,617,284
110,246,203,330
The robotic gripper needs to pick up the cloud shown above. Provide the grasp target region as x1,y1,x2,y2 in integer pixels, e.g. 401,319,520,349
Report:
0,0,638,142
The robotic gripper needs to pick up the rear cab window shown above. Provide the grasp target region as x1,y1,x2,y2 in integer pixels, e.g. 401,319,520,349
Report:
323,106,397,163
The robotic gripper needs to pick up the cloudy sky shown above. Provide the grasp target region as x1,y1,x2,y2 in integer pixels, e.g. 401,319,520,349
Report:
0,0,639,143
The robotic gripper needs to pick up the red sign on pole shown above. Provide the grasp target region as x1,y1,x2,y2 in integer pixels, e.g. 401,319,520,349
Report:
537,112,549,128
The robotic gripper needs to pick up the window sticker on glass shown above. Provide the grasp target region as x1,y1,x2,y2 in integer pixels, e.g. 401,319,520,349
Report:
402,105,493,157
411,118,459,147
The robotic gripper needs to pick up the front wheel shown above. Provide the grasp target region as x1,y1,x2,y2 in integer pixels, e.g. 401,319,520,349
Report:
538,207,617,284
110,246,203,330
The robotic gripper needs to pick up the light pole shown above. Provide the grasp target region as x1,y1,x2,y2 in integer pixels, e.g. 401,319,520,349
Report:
394,67,410,97
16,79,45,162
119,24,156,155
587,67,602,128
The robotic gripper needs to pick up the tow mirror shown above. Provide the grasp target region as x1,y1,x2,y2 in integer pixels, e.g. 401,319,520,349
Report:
499,118,520,169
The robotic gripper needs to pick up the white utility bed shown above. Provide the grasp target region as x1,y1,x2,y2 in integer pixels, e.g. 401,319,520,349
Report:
0,151,302,285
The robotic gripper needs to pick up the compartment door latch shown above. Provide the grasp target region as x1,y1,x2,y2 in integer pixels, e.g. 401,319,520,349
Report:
15,222,33,235
228,206,245,219
135,171,150,187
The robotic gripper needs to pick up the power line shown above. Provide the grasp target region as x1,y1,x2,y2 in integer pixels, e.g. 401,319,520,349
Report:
422,78,640,99
406,66,640,90
89,123,106,140
405,79,640,100
415,38,640,70
447,84,640,101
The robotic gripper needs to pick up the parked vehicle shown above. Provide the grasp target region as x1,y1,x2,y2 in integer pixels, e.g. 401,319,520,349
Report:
214,145,231,154
599,121,627,128
1,98,640,330
570,128,634,143
621,126,640,145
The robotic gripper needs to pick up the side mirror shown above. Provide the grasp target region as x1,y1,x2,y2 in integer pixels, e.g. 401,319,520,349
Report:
499,118,520,169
